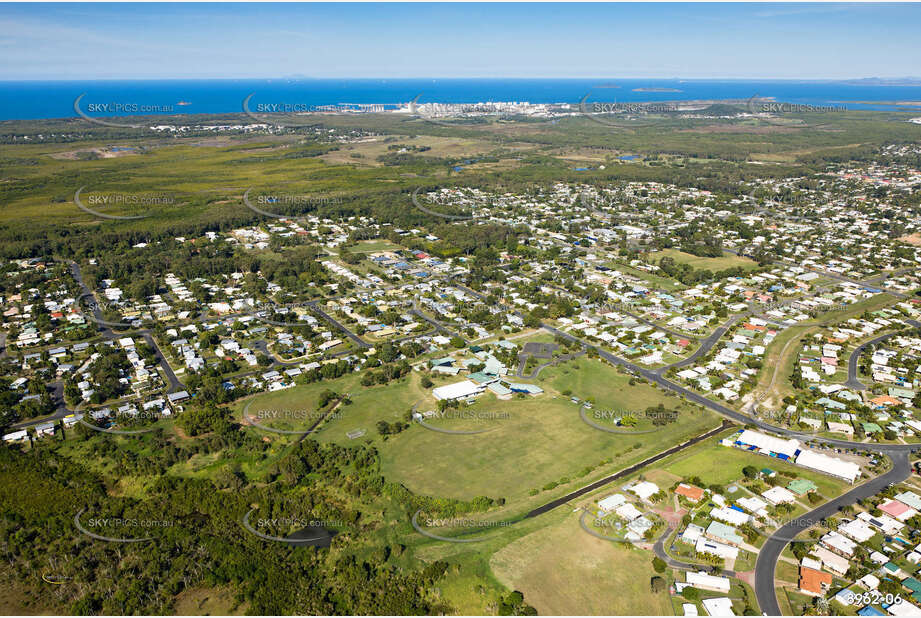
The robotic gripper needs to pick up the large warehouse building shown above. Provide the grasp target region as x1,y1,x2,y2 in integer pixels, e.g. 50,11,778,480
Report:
729,429,862,483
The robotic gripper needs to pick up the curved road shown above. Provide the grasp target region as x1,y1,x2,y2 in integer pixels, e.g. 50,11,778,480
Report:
542,322,921,453
653,314,744,374
653,525,735,576
846,321,921,390
755,450,912,615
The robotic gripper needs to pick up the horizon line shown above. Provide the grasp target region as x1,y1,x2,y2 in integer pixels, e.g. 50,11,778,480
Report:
1,76,920,83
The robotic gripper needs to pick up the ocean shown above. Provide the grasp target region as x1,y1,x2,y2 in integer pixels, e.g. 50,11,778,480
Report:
1,78,920,122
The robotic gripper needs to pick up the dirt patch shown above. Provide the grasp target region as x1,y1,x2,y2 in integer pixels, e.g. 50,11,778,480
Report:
174,585,248,615
899,233,921,247
49,146,141,160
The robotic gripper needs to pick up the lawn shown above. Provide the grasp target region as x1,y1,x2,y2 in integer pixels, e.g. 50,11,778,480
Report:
662,442,848,498
489,509,673,615
537,357,678,412
173,586,248,616
315,373,425,444
607,260,687,291
775,560,800,585
229,358,722,523
651,248,759,272
338,240,403,253
378,359,720,507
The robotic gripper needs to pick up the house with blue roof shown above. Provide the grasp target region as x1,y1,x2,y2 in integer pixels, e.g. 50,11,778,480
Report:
817,397,847,411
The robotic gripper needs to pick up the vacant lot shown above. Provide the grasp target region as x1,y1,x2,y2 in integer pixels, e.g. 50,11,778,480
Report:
490,510,672,615
749,293,898,410
651,248,759,272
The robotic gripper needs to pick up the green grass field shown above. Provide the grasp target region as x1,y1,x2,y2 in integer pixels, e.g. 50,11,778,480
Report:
489,509,673,615
234,358,721,513
375,360,719,506
662,442,848,498
651,248,759,272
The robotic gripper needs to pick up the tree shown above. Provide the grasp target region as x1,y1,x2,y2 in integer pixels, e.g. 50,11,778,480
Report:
682,587,700,601
652,556,667,573
879,578,902,596
650,576,666,593
742,465,759,480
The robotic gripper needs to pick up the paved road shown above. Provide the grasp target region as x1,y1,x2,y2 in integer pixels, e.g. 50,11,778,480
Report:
70,261,186,392
603,303,701,342
523,420,734,518
755,450,913,615
306,302,371,349
861,267,918,288
727,249,909,301
652,525,735,576
541,322,921,453
653,314,744,374
410,299,463,341
457,267,921,456
846,320,921,390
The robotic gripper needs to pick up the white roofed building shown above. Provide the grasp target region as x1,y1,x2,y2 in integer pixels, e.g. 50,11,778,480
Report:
795,450,861,482
734,429,800,459
432,380,485,401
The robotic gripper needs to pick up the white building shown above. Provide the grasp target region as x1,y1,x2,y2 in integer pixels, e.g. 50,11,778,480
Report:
431,380,485,401
598,494,627,512
687,571,731,593
701,597,735,616
795,450,861,483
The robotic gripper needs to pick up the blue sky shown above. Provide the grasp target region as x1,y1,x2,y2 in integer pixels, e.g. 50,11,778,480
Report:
1,2,918,80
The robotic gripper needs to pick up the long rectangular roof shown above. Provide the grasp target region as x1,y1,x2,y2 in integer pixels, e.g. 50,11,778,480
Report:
737,429,800,458
795,450,861,483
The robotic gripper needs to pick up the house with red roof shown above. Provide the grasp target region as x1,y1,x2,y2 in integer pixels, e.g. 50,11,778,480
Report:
879,499,917,521
675,483,705,503
799,566,832,597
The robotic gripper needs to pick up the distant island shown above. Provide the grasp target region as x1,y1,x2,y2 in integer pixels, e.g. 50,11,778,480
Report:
840,100,921,107
839,77,921,86
632,87,682,92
